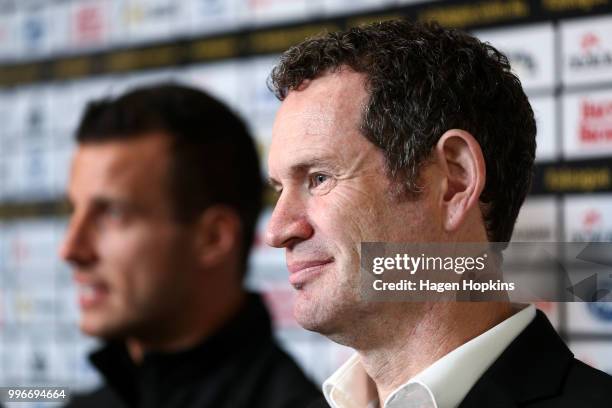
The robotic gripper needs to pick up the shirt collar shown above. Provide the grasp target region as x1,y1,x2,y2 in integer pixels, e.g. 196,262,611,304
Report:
323,354,378,408
323,304,536,408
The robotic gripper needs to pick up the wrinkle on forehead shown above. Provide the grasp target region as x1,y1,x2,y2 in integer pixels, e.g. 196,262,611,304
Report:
286,70,367,131
269,69,379,186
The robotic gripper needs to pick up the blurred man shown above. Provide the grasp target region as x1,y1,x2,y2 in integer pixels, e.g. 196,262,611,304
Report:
266,21,612,408
61,84,320,408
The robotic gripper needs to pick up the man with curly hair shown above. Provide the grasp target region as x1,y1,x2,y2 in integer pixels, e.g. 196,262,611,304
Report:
265,20,612,408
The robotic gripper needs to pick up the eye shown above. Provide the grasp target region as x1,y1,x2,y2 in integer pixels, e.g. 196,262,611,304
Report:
97,203,127,225
105,205,125,220
309,173,329,189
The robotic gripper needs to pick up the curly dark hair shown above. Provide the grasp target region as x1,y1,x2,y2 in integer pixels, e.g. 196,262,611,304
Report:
269,20,536,244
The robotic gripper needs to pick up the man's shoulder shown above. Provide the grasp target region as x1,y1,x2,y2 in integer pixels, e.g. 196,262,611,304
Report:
461,309,612,407
219,293,322,406
244,340,322,407
516,358,612,407
63,385,127,408
551,358,612,406
568,358,612,386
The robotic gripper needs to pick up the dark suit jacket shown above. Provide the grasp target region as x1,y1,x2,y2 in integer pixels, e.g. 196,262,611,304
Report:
459,310,612,407
310,310,612,408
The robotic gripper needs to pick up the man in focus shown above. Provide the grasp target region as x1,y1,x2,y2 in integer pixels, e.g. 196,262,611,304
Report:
265,21,612,407
61,83,321,408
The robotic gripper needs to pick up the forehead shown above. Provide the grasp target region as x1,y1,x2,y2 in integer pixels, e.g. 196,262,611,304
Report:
269,70,370,173
69,133,172,198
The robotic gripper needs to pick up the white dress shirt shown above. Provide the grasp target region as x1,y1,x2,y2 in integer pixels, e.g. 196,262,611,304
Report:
323,304,536,408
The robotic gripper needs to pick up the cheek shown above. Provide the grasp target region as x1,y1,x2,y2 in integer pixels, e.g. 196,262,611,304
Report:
97,226,186,295
308,191,383,267
318,185,391,241
310,196,355,244
98,227,155,270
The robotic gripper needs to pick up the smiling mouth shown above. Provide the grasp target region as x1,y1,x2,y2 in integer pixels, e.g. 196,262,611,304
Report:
287,259,333,289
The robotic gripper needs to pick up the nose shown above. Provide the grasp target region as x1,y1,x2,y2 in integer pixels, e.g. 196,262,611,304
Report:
265,189,314,249
59,211,97,268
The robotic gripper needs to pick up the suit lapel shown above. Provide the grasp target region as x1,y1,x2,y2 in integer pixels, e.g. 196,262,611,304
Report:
459,310,573,408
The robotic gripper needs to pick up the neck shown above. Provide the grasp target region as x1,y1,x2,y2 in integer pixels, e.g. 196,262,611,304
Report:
127,285,246,363
355,302,513,406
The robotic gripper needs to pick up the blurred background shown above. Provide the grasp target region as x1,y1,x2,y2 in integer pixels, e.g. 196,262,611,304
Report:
0,0,611,403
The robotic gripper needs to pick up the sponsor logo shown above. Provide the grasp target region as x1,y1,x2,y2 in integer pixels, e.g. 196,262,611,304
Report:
126,3,178,24
507,50,537,76
74,5,104,43
588,300,612,322
583,209,602,233
249,0,280,8
198,0,225,14
569,32,612,71
23,17,44,48
578,99,612,144
27,107,43,133
512,227,553,241
581,32,599,50
572,208,612,241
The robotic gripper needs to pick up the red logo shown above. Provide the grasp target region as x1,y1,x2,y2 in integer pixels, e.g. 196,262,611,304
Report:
581,33,600,53
583,209,602,233
74,5,104,44
569,31,612,71
579,99,612,143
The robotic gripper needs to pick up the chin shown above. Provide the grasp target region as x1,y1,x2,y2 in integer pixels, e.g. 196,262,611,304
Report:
80,322,104,338
295,273,348,326
80,321,103,338
294,286,367,349
293,293,323,330
294,312,331,334
79,316,124,340
293,293,340,335
295,311,354,348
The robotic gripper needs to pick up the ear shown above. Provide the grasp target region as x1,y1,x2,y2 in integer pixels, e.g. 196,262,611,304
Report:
434,129,486,232
194,205,242,270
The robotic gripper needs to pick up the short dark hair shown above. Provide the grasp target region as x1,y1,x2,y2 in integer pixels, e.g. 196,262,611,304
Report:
269,20,536,244
76,83,263,274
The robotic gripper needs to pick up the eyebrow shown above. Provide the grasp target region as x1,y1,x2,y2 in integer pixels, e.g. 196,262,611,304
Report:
91,196,119,209
268,157,338,187
84,195,134,212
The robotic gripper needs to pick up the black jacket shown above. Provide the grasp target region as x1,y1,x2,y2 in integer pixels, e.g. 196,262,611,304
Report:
310,310,612,408
65,294,321,408
459,310,612,407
